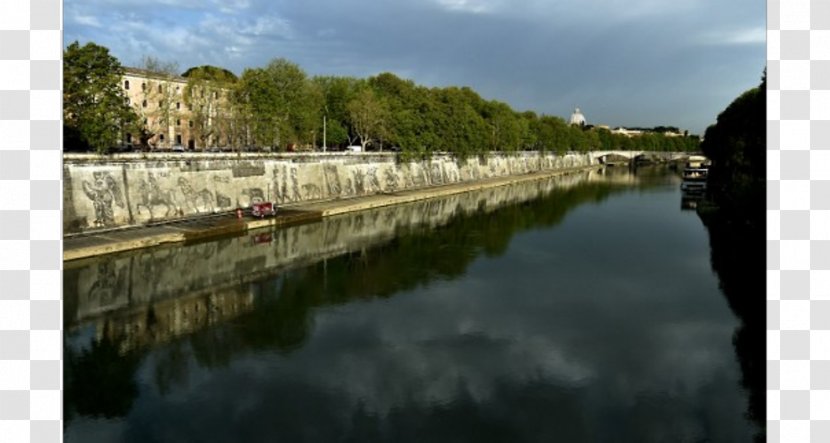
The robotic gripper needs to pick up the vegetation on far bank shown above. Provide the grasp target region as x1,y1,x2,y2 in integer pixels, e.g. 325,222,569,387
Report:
63,41,700,155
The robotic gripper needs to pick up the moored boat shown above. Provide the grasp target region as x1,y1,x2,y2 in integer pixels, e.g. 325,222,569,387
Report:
680,155,709,193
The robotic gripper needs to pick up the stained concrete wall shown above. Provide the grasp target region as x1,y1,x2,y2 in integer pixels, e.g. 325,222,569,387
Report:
63,151,598,234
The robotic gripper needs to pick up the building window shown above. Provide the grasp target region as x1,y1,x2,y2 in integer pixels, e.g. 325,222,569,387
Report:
158,84,163,93
143,118,148,125
142,82,146,91
213,91,218,99
124,80,130,90
126,133,132,143
176,134,182,145
159,101,163,108
160,134,165,142
142,100,147,108
189,121,194,128
176,102,181,110
176,119,181,126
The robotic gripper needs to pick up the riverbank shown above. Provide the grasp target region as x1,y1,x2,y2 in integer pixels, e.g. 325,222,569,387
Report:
64,164,602,261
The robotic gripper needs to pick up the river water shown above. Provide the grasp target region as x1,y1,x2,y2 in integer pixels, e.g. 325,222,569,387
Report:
64,167,760,442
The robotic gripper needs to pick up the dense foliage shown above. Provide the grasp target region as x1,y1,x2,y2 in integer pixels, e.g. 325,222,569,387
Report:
700,77,766,218
63,41,138,153
64,41,700,154
697,73,766,442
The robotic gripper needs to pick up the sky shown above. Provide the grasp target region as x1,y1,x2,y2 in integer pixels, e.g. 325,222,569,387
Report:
64,0,766,134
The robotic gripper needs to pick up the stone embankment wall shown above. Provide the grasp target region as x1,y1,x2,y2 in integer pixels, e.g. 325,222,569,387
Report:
64,151,598,234
64,171,598,339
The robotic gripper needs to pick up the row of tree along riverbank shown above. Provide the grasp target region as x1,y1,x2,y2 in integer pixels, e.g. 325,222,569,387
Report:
697,72,766,442
63,41,700,156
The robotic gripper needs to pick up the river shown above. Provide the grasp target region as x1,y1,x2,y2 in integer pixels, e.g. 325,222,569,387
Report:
63,166,760,442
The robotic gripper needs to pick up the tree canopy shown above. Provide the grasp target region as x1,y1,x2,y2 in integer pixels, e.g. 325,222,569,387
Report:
64,41,700,154
182,65,238,82
700,73,766,218
63,41,138,153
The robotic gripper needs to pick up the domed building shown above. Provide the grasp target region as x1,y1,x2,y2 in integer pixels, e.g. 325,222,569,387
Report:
569,107,586,126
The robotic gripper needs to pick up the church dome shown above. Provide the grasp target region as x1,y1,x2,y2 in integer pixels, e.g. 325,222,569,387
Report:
569,107,586,126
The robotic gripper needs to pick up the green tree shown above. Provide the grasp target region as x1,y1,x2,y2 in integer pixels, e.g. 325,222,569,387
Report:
482,101,522,151
236,58,314,150
347,86,390,150
183,65,237,149
700,75,765,218
314,76,362,148
292,80,325,148
63,41,138,153
696,71,766,442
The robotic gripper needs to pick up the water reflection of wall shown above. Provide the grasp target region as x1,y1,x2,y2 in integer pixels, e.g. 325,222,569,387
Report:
65,170,603,342
95,287,255,354
64,152,597,233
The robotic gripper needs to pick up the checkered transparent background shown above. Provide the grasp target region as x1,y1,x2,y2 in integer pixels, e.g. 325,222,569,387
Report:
767,0,830,441
0,0,63,442
0,0,822,442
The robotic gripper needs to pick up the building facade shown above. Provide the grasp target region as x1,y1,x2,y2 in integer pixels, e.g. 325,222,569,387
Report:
121,67,231,150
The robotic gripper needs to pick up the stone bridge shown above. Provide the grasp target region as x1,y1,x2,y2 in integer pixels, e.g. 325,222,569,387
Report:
589,151,698,164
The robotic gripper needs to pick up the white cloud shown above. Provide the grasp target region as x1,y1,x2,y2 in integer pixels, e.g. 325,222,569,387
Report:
241,15,295,39
697,26,766,45
212,0,252,15
433,0,499,14
74,15,102,27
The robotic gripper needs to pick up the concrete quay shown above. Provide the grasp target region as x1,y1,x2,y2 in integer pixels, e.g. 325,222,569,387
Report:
63,164,600,262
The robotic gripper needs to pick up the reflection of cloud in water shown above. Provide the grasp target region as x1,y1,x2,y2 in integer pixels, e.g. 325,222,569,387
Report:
64,169,756,442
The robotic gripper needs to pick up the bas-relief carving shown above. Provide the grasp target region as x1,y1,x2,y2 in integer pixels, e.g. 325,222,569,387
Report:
429,163,443,186
240,188,265,206
323,164,342,198
367,167,381,193
298,163,326,201
445,164,460,184
215,192,232,209
82,171,125,227
67,153,596,232
178,177,214,214
352,168,365,195
411,164,427,188
399,164,414,189
300,182,321,200
384,165,399,192
135,173,180,220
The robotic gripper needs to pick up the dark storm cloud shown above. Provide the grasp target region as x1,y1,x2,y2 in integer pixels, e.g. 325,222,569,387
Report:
65,0,764,133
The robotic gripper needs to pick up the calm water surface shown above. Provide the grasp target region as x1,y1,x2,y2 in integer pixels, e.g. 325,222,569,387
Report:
64,167,759,442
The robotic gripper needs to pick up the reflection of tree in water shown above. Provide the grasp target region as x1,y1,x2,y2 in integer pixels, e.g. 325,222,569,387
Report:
699,208,765,442
177,180,636,370
154,341,191,396
65,175,660,429
697,74,765,442
64,329,143,425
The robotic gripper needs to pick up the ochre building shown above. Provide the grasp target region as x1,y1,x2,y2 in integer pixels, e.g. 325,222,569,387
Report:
121,67,230,150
